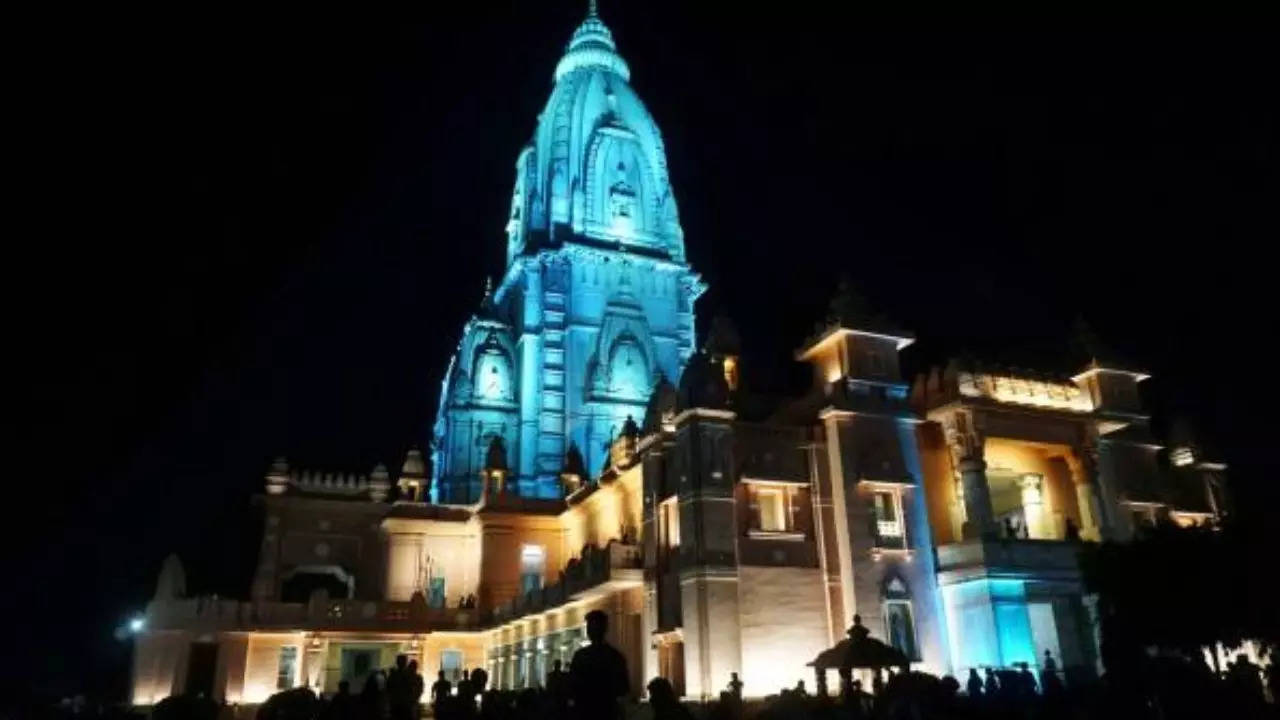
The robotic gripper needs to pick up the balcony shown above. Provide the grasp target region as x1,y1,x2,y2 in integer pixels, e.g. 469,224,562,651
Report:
492,541,642,624
935,538,1084,586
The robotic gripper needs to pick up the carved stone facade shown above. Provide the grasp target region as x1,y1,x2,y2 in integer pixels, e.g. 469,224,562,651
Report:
432,7,702,502
130,7,1230,711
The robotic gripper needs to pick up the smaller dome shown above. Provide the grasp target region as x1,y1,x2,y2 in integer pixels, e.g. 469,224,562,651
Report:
677,351,730,411
400,448,426,478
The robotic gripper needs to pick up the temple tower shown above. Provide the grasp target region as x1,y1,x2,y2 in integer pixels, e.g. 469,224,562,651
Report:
432,5,703,502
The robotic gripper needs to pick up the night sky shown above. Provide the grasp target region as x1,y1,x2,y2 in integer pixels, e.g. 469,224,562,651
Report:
12,6,1278,701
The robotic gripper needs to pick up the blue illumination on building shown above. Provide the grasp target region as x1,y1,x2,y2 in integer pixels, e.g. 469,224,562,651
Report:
941,577,1038,675
431,6,703,502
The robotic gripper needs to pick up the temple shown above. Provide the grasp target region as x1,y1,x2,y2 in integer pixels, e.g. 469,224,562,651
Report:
131,6,1229,710
430,2,701,503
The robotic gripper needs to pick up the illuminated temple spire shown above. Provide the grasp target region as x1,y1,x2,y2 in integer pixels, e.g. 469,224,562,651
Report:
434,0,702,501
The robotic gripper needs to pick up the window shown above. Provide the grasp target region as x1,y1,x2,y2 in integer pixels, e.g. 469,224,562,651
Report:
427,576,446,609
276,646,298,690
520,545,545,596
873,490,903,539
757,487,788,532
884,600,918,661
660,498,680,548
441,649,464,683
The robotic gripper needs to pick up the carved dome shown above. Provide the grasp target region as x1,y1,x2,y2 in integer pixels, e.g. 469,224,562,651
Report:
400,448,426,478
506,5,684,264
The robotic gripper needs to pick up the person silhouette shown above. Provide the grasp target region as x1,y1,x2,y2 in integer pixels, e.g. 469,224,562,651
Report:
387,654,411,720
1064,517,1080,541
966,668,983,698
360,670,386,720
322,680,357,720
1041,651,1064,699
431,671,451,706
984,667,999,696
405,660,424,719
467,667,488,704
457,669,471,701
1017,662,1038,697
647,677,694,720
546,659,569,712
726,672,743,701
794,680,808,696
569,609,630,719
848,679,870,720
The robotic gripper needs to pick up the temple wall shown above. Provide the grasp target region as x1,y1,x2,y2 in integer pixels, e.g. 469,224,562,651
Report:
562,464,642,554
242,634,300,703
916,422,958,545
479,513,566,609
217,634,249,703
131,631,187,705
418,632,488,681
737,566,828,697
383,518,480,603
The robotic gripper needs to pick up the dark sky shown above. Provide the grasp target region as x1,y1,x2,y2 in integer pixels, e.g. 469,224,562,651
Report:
12,5,1278,700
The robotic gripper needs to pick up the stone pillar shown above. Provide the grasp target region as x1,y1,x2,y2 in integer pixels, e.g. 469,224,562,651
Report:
957,459,995,539
1018,474,1048,540
945,410,995,539
1068,435,1107,542
673,409,742,701
302,636,328,692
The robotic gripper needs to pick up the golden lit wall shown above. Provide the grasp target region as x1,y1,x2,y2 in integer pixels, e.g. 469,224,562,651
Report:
217,635,249,704
242,634,303,704
562,466,642,556
383,518,481,602
419,632,487,680
132,631,186,705
738,566,829,697
916,422,958,545
479,513,566,609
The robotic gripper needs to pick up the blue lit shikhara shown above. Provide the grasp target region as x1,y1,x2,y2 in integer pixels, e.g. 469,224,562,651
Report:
431,7,704,502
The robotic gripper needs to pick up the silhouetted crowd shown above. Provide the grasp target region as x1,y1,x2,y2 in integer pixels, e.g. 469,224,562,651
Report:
22,612,1275,720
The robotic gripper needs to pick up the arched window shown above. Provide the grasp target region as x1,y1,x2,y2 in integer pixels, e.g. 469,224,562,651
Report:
882,575,919,661
280,566,354,603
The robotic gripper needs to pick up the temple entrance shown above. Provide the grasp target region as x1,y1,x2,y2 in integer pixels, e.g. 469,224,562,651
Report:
185,642,218,699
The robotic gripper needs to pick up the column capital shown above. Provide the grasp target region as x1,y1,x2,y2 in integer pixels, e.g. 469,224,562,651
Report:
942,408,985,465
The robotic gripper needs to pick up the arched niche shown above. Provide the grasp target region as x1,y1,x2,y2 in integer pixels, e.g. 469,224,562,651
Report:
471,334,515,404
604,333,651,402
281,565,355,603
587,293,658,404
584,127,657,243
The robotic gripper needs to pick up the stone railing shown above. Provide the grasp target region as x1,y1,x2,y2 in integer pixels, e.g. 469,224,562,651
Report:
935,538,1083,584
145,596,480,633
492,541,642,624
